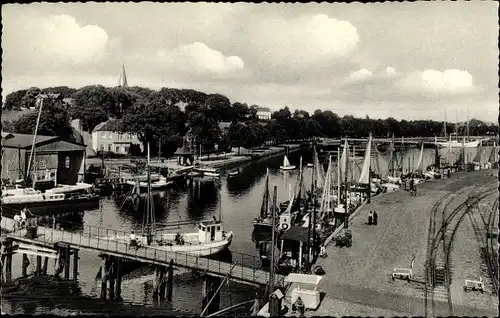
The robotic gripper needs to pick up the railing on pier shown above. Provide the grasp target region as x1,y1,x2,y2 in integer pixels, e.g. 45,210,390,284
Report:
0,218,285,287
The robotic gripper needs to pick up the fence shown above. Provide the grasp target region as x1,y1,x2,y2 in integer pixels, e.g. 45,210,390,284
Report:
1,217,284,287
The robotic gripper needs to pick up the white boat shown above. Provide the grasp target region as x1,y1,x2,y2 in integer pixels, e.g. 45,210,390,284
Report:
381,183,400,192
436,139,483,148
2,186,65,203
45,182,94,194
102,220,234,256
195,167,221,178
306,163,314,168
125,176,172,189
280,155,296,170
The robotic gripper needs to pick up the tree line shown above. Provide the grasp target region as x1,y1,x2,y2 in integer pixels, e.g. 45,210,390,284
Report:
3,85,498,158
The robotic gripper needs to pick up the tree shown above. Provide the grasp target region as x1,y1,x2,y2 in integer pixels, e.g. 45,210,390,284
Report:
2,120,15,133
228,122,249,155
231,102,249,122
205,94,232,121
70,85,115,131
4,89,27,110
20,87,42,109
41,86,77,98
107,87,139,117
13,98,74,140
188,106,221,158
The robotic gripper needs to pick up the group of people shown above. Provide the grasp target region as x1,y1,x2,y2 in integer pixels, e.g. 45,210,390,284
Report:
13,207,31,229
368,211,378,226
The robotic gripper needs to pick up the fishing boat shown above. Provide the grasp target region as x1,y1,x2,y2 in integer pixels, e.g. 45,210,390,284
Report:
125,176,172,189
253,168,275,232
280,155,296,171
45,182,94,194
104,143,233,256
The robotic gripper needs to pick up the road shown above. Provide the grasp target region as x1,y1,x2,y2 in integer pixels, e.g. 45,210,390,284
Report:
309,170,498,317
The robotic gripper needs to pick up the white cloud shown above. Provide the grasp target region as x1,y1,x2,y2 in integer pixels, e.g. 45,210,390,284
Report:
396,69,480,97
3,14,108,66
348,68,373,82
385,66,396,76
249,14,359,69
156,42,244,75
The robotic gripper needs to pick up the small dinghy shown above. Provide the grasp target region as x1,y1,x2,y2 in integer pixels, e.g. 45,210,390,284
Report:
280,155,296,171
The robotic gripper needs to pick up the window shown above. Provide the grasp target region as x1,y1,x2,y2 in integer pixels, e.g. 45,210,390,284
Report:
125,146,129,153
65,156,70,168
116,146,120,153
101,132,105,139
117,134,122,140
108,144,112,152
39,160,46,170
108,132,112,139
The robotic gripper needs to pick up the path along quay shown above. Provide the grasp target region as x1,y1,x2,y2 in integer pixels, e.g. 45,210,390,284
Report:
307,169,498,317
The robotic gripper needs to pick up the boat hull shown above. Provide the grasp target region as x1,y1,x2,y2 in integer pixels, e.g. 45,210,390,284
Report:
280,165,296,170
1,196,100,215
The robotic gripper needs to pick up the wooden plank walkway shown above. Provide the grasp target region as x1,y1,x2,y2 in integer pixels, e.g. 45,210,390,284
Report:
1,217,285,287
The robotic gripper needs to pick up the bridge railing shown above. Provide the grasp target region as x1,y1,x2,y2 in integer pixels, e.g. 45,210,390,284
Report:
3,218,274,285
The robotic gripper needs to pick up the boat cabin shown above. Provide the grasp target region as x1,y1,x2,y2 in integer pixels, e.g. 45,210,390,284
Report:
277,226,311,274
198,221,225,243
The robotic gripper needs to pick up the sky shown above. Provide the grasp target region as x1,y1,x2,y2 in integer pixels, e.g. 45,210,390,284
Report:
2,2,498,122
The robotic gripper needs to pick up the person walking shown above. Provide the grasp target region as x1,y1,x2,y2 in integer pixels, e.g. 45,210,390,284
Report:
373,211,378,225
368,211,373,226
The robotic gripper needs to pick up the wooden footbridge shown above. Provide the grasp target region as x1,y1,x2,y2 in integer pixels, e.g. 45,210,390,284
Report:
0,217,285,288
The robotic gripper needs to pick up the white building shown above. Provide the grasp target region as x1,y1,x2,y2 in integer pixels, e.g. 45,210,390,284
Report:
256,107,272,120
91,119,143,154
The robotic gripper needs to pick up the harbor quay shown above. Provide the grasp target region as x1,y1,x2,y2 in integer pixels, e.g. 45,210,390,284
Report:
308,170,498,317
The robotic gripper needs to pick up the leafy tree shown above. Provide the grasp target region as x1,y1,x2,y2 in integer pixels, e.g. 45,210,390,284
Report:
107,87,139,117
70,85,114,131
228,122,249,155
14,99,74,140
20,87,42,109
4,89,27,110
2,120,15,133
188,106,221,158
41,86,77,98
231,102,249,122
205,94,231,122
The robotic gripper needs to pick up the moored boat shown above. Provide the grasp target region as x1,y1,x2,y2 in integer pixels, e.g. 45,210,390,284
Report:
280,155,296,171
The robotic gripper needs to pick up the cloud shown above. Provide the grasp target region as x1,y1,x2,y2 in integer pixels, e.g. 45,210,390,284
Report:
155,42,244,76
396,69,481,97
3,14,108,67
348,68,373,82
248,14,359,70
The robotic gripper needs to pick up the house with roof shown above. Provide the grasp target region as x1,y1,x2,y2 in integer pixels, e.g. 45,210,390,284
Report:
256,107,272,120
91,119,143,155
1,133,87,186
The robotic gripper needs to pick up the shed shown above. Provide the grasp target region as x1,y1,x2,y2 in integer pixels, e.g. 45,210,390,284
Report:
285,274,323,309
2,133,87,186
279,226,310,271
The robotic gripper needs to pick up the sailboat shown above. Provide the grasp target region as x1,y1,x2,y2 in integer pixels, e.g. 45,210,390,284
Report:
280,155,296,171
103,143,234,256
253,168,276,232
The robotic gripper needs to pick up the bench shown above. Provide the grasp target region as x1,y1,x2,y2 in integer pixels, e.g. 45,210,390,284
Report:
392,268,412,281
463,278,484,293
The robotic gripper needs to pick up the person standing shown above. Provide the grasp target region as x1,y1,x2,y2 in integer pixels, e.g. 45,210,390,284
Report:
373,211,378,225
368,211,373,226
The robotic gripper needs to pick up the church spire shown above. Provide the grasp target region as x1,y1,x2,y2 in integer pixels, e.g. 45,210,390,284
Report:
118,63,128,88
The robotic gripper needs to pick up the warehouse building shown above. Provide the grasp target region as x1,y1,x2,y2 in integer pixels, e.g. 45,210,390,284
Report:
1,133,87,186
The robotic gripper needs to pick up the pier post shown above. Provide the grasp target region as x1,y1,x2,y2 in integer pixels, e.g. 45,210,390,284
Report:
109,261,115,301
166,259,173,301
64,245,71,280
158,267,167,303
4,239,13,282
22,253,29,277
72,249,79,282
115,258,122,301
42,257,49,275
100,256,107,300
36,255,42,276
201,275,221,315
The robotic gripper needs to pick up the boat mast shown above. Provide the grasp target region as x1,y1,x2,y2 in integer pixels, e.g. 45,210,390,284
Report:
26,96,45,185
337,146,341,207
344,139,349,229
269,185,277,297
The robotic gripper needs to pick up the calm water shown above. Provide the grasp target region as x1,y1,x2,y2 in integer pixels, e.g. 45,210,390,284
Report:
1,145,464,315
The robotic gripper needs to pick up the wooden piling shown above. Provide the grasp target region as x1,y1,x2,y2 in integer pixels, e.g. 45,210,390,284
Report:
42,257,49,275
166,259,174,301
115,258,122,301
64,246,70,280
100,256,107,300
36,255,42,276
72,249,79,282
201,275,221,315
22,254,29,277
4,240,12,282
109,264,115,301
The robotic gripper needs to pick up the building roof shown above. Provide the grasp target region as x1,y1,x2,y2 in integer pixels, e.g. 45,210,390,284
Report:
93,119,122,132
2,133,59,148
2,132,14,139
1,133,86,149
280,226,309,242
256,107,271,113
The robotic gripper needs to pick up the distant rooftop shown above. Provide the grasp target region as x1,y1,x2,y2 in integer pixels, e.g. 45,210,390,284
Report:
2,133,59,149
93,119,122,132
256,107,271,112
